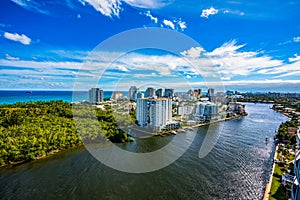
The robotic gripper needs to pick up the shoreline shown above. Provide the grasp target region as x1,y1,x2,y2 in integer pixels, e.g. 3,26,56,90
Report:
263,145,278,200
0,144,83,168
1,114,247,168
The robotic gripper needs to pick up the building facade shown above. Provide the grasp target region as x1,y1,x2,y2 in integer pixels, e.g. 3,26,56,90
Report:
145,87,156,98
207,88,215,102
89,88,103,104
129,86,138,101
136,98,172,130
156,88,163,98
164,89,174,98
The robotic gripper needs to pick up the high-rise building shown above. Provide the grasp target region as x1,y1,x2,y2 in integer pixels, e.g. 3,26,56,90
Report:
111,92,123,100
137,91,144,99
194,89,202,98
204,103,219,117
136,98,172,130
129,86,138,101
89,88,104,104
156,88,163,98
207,88,215,102
164,89,174,98
292,130,300,200
145,87,156,98
194,102,206,116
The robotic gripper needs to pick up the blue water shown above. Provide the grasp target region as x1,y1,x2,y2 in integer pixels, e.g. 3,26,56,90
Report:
0,90,123,104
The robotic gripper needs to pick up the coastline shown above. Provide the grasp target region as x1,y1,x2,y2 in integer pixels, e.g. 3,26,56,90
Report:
0,114,247,168
0,144,84,168
263,145,278,200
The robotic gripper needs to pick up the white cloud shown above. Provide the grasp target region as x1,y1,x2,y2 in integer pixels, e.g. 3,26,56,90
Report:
117,65,129,72
162,19,175,29
207,40,246,56
177,19,187,30
123,0,171,9
77,14,81,18
201,7,219,18
10,0,49,14
180,47,205,58
144,11,158,23
182,40,285,78
4,32,32,45
81,0,122,17
293,36,300,43
5,54,20,61
289,54,300,62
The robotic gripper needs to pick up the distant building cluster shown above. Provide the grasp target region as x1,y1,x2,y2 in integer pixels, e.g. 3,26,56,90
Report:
177,102,220,122
88,86,248,131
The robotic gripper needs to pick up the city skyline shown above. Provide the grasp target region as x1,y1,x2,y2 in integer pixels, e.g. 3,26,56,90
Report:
0,0,300,92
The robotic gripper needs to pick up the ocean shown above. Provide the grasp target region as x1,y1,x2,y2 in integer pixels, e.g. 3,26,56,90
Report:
0,90,120,104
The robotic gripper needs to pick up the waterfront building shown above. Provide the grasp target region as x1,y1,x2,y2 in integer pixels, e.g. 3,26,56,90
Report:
194,102,206,116
164,89,174,98
156,88,163,98
129,86,138,101
204,103,219,119
145,87,156,98
136,98,172,130
177,104,194,116
89,88,103,104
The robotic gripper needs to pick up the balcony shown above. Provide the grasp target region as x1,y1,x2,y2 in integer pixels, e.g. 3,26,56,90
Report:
292,178,300,200
295,151,300,182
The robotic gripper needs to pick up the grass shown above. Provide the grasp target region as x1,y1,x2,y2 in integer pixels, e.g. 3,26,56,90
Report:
269,163,289,200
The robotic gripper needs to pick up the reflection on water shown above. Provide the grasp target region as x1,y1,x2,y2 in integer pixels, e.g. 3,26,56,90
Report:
0,103,288,199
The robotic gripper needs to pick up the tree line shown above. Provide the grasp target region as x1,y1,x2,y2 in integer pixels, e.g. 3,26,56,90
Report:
0,101,131,166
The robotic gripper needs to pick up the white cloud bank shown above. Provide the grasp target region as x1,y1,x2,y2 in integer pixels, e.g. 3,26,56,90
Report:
144,11,158,23
162,19,175,29
201,7,218,18
2,40,300,90
81,0,122,17
4,32,32,45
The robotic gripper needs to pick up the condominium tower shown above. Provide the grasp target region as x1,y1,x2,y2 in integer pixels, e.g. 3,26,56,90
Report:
136,98,172,130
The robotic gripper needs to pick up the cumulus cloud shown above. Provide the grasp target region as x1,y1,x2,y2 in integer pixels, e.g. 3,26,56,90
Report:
144,11,158,23
177,20,187,30
4,32,32,45
162,19,175,29
293,36,300,43
201,7,218,18
81,0,122,17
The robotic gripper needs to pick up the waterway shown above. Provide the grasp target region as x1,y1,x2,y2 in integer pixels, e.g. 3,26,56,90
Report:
0,103,288,199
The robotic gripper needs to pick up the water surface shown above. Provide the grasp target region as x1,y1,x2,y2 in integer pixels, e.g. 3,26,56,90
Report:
0,103,288,199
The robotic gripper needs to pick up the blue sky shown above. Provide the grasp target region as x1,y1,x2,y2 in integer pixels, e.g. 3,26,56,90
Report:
0,0,300,92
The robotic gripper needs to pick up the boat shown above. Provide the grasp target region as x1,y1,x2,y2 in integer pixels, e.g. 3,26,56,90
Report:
187,127,193,131
171,131,177,135
25,91,32,94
